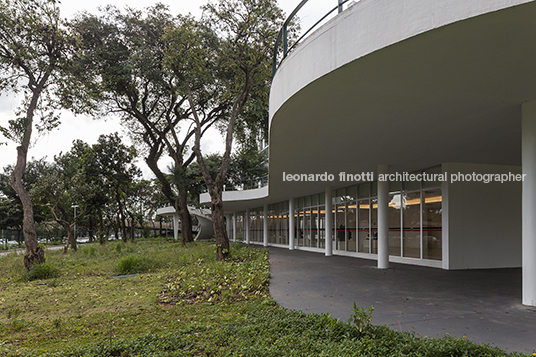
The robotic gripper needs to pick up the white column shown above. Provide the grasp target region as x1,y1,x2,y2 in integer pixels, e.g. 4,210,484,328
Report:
377,165,389,269
226,214,232,240
522,100,536,306
325,186,333,256
173,213,179,242
263,203,269,247
289,198,295,250
232,213,237,242
245,208,250,244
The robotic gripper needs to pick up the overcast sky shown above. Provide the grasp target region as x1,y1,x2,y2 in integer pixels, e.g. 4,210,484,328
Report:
0,0,334,179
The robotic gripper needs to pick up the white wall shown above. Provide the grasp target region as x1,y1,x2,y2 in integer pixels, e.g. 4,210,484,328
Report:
443,162,522,269
270,0,534,120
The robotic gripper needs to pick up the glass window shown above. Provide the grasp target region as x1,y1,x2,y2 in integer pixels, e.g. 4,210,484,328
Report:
423,189,442,260
318,205,325,248
347,202,357,252
358,199,370,253
370,198,378,254
268,208,276,244
311,206,318,247
402,191,421,258
388,194,401,257
336,204,346,250
304,208,311,247
280,208,288,246
297,209,304,246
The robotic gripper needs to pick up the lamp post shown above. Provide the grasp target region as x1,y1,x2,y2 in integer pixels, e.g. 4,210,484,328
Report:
72,204,79,240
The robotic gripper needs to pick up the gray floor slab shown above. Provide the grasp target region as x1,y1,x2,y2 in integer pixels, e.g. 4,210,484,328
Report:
268,247,536,354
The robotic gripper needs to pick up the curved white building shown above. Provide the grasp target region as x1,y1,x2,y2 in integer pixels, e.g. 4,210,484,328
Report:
200,0,536,306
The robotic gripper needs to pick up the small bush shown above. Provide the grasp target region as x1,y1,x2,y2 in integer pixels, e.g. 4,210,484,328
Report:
116,254,155,275
114,241,125,254
82,246,97,257
26,262,59,281
347,303,374,333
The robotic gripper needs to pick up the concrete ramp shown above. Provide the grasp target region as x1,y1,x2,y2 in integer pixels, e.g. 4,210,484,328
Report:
155,206,213,241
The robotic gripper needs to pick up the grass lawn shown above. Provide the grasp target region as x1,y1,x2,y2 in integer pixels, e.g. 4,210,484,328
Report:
0,239,531,356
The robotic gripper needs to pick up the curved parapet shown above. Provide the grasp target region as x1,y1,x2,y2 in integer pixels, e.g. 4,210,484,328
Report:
199,186,269,212
155,206,214,241
270,0,534,118
188,207,214,241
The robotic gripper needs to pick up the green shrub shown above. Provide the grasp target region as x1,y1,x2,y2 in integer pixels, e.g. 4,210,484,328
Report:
347,303,374,333
116,254,155,275
82,245,97,257
26,262,59,281
114,241,125,254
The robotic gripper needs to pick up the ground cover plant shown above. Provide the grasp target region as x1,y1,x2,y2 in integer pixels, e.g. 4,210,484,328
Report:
0,239,532,356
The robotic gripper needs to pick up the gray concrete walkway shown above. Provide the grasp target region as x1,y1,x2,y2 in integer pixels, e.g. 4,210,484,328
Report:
268,247,536,354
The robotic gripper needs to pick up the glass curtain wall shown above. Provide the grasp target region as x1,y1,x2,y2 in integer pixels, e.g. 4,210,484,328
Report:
235,212,245,241
240,166,441,262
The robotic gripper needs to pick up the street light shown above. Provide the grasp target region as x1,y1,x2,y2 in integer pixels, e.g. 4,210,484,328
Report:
72,204,79,240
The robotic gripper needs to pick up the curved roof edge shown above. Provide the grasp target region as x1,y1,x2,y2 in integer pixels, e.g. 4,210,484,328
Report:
199,186,269,212
269,0,533,121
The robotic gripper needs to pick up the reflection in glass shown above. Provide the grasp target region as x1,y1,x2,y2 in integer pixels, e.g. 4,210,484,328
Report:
297,210,304,246
402,191,421,258
371,198,378,254
311,207,318,247
423,189,442,260
319,205,325,248
304,208,311,247
336,204,346,250
347,202,357,252
388,193,401,257
358,199,370,253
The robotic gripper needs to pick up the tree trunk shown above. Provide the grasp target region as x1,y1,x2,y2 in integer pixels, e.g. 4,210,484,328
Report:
146,148,194,243
62,224,77,253
9,74,50,270
11,143,44,270
130,217,135,242
211,198,229,261
88,216,95,242
178,189,193,245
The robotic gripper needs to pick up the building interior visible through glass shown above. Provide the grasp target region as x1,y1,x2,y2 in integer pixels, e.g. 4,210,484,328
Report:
234,167,442,261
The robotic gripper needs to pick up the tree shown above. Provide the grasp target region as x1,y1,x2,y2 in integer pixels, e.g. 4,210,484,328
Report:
163,0,284,260
227,148,268,189
91,133,141,243
0,0,73,269
30,154,91,253
0,159,50,232
68,5,222,246
185,149,268,205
